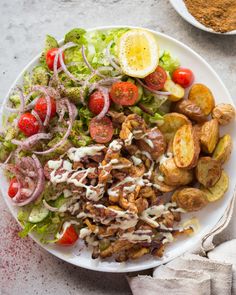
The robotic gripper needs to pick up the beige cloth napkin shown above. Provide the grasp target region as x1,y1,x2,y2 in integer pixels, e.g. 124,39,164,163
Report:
128,192,236,295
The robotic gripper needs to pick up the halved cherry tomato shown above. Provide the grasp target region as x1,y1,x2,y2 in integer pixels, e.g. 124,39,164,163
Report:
34,96,57,121
46,48,65,71
89,116,114,143
8,178,20,198
18,113,39,137
88,90,109,115
57,225,78,246
144,66,167,90
110,82,138,106
172,68,194,88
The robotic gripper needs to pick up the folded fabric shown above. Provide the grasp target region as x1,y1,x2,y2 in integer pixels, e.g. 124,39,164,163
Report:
168,253,232,295
128,274,210,295
208,239,236,294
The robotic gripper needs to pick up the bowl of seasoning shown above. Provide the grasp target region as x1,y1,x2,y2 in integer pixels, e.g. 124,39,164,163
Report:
169,0,236,34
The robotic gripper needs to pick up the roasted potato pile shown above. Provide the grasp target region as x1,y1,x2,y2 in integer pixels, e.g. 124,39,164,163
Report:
164,82,235,212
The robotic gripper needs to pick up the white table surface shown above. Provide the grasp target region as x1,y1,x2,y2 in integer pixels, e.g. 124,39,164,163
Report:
0,0,235,294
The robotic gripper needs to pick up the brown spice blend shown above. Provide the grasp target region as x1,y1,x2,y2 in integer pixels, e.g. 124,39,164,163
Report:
183,0,236,33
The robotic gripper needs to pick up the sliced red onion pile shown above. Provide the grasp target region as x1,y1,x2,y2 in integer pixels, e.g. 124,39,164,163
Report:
11,155,45,206
136,78,171,96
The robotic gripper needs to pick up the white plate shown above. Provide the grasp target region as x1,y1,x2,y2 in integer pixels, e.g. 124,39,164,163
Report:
1,26,236,273
169,0,236,35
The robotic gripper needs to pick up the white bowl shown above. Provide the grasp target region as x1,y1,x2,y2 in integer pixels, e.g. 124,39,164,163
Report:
169,0,236,35
1,26,236,273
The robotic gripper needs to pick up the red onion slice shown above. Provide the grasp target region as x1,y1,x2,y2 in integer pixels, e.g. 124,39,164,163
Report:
11,155,45,206
81,45,105,78
88,76,122,94
33,99,73,155
106,41,121,71
43,199,58,212
31,110,43,131
12,133,52,150
32,86,52,126
53,42,78,82
136,78,171,96
95,87,110,120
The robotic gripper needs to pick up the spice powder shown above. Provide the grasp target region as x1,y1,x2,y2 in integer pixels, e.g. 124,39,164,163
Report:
183,0,236,33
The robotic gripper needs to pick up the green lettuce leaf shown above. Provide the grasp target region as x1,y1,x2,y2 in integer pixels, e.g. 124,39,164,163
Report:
64,28,86,45
159,51,180,74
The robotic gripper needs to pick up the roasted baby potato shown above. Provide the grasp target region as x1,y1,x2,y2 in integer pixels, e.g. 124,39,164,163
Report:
159,112,191,143
196,157,222,187
212,103,235,126
173,124,200,169
213,134,232,164
174,99,207,123
200,171,229,202
153,175,176,192
173,187,208,212
188,83,215,115
200,119,219,153
163,79,185,102
159,158,193,186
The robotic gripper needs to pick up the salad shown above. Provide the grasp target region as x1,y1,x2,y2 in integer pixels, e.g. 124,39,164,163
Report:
1,28,235,262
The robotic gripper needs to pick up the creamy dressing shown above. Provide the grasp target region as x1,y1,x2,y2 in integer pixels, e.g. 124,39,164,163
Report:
48,159,62,170
67,145,105,162
63,189,72,198
157,174,165,182
120,230,152,243
143,138,154,149
63,160,72,171
141,203,175,228
124,132,133,145
131,156,142,166
109,139,123,151
79,228,92,239
157,152,173,165
162,232,174,244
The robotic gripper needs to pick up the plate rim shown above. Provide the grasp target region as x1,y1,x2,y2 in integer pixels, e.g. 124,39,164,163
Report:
169,0,236,35
0,25,235,273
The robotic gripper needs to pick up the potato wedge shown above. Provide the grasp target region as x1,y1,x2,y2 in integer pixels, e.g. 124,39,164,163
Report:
196,157,222,187
200,119,219,153
159,158,193,186
200,171,229,202
159,112,191,143
188,83,215,115
173,187,208,212
163,79,185,102
212,103,235,126
173,124,200,169
174,99,207,122
213,134,233,164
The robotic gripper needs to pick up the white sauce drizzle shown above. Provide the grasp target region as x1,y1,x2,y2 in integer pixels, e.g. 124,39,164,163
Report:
67,145,105,162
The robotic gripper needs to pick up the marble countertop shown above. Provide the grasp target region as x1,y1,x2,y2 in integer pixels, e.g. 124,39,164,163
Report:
0,0,235,294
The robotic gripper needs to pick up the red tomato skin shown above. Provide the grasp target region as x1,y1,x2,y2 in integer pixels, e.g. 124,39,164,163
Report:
89,116,114,143
57,225,78,246
34,96,57,121
8,178,20,198
144,66,167,90
110,82,139,106
88,90,109,115
46,48,65,71
18,113,39,137
172,68,194,88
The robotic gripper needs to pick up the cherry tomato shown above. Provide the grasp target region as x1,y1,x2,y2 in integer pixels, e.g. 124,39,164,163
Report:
8,178,20,198
88,90,109,115
144,66,167,90
46,48,65,71
18,113,39,137
172,68,194,88
57,225,78,246
34,96,57,121
89,116,114,143
109,82,139,106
